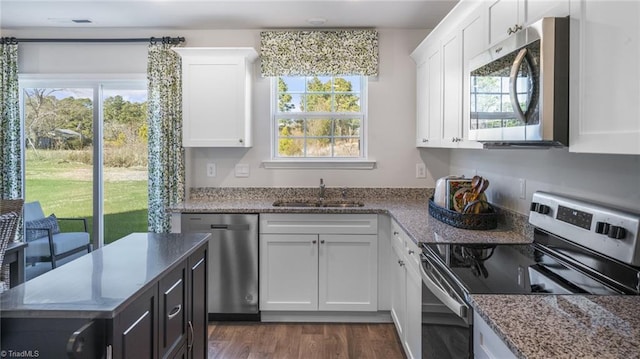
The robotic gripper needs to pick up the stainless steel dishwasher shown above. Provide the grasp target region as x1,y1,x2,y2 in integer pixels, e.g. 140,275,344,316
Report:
182,213,259,320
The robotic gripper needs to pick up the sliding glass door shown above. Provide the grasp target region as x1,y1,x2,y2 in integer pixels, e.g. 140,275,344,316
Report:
21,77,148,248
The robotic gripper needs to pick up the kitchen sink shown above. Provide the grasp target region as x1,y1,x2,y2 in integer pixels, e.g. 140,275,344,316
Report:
272,199,365,208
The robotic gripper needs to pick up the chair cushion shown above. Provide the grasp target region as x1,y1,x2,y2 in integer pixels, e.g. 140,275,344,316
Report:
25,232,90,257
25,214,60,241
24,201,46,222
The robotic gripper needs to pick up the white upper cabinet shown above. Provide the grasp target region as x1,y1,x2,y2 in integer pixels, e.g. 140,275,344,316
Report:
488,0,523,45
173,47,257,147
441,30,462,147
488,0,569,46
569,0,640,155
461,11,488,144
412,41,442,147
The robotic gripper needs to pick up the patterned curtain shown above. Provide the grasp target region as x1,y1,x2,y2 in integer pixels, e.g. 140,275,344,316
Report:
147,43,184,233
0,38,22,200
260,29,378,76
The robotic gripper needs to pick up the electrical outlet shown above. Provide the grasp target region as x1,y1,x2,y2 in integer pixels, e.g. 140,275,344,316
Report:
206,163,216,177
519,178,526,199
416,163,426,178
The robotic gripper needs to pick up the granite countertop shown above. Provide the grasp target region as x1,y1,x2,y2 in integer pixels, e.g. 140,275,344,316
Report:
174,187,532,245
0,232,210,319
470,294,640,358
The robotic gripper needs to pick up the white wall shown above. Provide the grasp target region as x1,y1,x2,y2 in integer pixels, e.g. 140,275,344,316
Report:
6,27,447,189
446,148,640,215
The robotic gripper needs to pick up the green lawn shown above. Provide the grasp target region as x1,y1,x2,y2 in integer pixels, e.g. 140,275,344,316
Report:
26,149,148,245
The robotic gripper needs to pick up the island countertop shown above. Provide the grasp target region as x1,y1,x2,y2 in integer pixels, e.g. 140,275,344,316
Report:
470,294,640,359
0,232,210,319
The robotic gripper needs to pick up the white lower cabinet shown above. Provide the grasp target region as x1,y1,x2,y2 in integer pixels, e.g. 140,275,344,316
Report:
389,220,422,359
473,312,516,359
259,214,378,312
260,234,318,310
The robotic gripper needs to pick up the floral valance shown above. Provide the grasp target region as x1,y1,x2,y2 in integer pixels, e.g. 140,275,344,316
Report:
260,29,378,77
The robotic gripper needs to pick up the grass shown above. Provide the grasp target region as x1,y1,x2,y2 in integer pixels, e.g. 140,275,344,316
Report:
26,149,148,245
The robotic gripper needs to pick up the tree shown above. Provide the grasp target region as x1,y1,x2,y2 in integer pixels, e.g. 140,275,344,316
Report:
277,78,295,112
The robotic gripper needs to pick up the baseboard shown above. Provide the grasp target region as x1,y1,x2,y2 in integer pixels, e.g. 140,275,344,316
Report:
259,311,392,323
208,312,261,321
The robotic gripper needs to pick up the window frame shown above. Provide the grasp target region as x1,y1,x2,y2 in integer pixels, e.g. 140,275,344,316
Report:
270,75,369,162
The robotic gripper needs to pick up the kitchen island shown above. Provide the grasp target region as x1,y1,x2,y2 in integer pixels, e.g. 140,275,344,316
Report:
0,232,210,359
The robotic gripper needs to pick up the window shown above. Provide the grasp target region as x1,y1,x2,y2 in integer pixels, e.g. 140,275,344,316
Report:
273,75,366,159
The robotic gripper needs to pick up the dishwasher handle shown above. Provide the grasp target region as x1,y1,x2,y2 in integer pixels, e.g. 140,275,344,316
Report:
210,224,251,231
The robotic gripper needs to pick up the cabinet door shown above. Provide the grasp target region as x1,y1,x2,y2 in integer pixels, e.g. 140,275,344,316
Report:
461,11,487,146
416,59,430,147
441,31,463,147
525,0,569,25
159,263,187,358
188,245,207,359
181,55,250,147
488,0,522,45
318,234,378,311
390,244,406,339
260,234,318,310
112,286,158,359
426,46,443,147
569,0,640,155
404,263,422,359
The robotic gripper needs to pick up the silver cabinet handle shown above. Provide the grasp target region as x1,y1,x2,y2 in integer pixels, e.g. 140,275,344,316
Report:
312,240,317,244
393,231,399,236
398,260,405,267
188,321,194,351
495,46,503,53
168,304,182,319
408,250,414,255
422,138,428,143
320,239,325,244
239,138,243,143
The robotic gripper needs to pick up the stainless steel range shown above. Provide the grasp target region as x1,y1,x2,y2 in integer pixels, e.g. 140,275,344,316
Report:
419,191,640,358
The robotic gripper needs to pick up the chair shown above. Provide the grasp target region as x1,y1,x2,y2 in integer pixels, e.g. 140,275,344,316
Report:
24,201,92,269
0,199,23,292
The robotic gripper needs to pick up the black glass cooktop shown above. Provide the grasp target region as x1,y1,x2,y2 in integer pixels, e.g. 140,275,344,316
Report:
422,229,640,296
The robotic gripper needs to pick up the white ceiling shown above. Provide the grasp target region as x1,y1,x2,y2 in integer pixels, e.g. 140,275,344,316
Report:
0,0,459,30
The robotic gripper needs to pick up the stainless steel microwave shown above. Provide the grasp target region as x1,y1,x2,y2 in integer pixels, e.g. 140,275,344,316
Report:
468,17,569,148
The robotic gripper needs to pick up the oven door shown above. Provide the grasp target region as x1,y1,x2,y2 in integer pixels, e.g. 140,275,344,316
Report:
420,252,472,359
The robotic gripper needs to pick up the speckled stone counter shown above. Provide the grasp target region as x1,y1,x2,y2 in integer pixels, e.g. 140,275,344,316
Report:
172,187,532,245
0,232,210,319
470,294,640,358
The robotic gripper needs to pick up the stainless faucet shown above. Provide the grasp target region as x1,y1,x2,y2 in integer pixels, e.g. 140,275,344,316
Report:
319,178,326,200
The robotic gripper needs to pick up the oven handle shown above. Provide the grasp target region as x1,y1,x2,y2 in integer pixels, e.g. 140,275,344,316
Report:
420,253,469,320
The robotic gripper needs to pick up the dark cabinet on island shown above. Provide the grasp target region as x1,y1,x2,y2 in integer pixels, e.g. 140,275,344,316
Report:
0,232,209,359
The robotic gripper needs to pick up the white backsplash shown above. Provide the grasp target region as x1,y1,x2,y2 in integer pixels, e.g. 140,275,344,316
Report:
447,147,640,215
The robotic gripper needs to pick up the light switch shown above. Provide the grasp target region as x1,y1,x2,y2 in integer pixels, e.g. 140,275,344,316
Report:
235,164,250,178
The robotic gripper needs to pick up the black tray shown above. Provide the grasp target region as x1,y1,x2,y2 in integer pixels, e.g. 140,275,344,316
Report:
428,197,498,230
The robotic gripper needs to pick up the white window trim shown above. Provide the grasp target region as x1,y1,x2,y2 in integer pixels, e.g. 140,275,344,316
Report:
265,76,375,169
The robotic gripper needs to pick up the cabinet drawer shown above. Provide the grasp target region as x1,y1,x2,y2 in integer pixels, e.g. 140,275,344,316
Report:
391,220,421,273
159,264,187,357
260,214,378,235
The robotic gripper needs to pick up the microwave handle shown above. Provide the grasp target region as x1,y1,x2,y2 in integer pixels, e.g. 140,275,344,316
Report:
509,48,538,124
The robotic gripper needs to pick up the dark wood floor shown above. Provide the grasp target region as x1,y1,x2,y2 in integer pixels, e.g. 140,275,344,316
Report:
207,322,406,359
